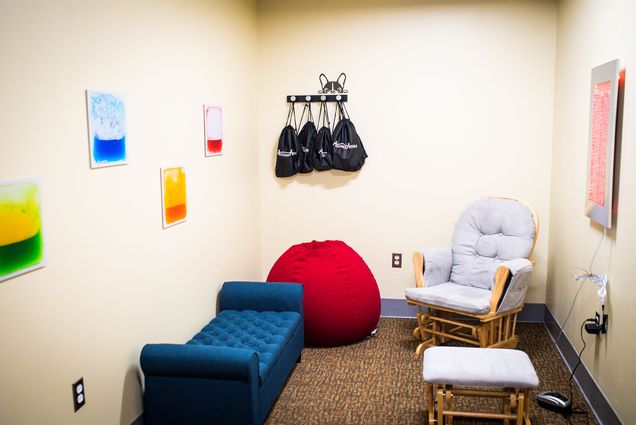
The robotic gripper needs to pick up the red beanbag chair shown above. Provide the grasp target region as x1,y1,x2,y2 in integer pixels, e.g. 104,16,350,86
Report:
267,240,380,346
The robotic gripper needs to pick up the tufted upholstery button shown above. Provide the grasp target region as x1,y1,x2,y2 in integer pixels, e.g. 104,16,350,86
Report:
186,310,301,383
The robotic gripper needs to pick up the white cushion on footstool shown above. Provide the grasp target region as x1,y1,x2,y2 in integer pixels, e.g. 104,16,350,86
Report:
423,346,539,388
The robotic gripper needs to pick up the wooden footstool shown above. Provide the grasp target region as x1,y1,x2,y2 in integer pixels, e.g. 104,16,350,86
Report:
423,347,539,425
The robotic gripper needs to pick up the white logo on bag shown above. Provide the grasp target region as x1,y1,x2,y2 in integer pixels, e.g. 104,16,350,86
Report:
318,149,328,158
302,147,310,153
277,150,297,157
333,141,358,149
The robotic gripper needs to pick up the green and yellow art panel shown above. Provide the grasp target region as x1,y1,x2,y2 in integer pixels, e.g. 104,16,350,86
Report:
0,180,45,282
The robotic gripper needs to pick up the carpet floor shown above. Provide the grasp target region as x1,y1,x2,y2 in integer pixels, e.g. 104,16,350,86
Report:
265,318,598,425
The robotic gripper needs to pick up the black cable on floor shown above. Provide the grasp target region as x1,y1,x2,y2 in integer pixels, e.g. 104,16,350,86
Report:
566,318,597,420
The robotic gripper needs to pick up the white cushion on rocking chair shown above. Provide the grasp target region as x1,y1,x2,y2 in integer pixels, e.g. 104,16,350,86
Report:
405,282,491,314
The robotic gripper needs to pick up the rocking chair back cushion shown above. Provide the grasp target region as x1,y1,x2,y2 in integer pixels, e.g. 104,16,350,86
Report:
451,198,535,290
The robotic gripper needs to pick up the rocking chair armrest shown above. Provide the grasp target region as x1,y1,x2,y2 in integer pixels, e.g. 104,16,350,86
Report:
412,247,453,288
489,259,534,314
503,258,533,275
498,259,533,313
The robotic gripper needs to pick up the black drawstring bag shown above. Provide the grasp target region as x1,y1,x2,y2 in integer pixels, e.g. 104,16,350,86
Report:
313,101,333,171
296,102,317,174
331,101,367,172
275,103,299,177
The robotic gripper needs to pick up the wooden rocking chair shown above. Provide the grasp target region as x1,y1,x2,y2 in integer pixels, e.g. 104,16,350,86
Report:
405,197,538,356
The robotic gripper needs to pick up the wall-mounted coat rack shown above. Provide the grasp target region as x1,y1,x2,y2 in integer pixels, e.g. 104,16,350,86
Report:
286,73,349,103
276,72,367,177
286,94,348,103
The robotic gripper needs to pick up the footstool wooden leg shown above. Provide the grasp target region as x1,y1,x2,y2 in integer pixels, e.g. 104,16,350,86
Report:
446,386,453,425
503,389,512,425
427,384,435,425
516,392,525,425
524,389,532,425
437,388,444,425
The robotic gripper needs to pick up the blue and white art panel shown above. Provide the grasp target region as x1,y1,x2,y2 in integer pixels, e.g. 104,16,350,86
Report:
86,90,127,168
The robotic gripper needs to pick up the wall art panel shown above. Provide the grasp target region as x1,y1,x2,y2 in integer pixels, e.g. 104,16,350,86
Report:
86,90,127,168
0,179,45,282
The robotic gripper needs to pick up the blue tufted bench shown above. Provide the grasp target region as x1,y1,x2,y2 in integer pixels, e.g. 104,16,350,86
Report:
140,281,304,425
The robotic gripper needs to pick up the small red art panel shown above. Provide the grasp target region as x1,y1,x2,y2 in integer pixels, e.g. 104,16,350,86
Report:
204,105,223,156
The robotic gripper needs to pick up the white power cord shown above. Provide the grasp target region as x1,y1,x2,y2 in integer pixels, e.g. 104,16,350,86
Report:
556,228,607,342
571,271,607,304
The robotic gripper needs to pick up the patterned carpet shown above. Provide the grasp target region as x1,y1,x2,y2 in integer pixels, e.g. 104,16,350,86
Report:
265,318,598,425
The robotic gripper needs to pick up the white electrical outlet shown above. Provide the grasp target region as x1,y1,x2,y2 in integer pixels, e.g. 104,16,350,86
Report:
392,253,402,268
72,378,85,412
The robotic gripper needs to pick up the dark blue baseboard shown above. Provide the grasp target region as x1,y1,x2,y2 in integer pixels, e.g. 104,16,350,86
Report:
380,298,545,322
380,298,419,318
544,306,622,425
131,413,144,425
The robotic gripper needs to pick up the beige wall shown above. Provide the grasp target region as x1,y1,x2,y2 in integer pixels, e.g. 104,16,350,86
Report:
0,1,259,424
548,0,636,423
257,0,556,301
4,0,633,424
